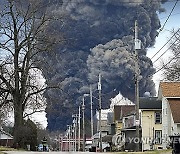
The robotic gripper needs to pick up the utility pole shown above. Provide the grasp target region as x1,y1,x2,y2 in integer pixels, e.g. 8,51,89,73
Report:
82,96,85,152
78,106,81,151
90,85,94,138
135,20,141,151
72,114,78,152
60,136,63,151
75,115,78,151
98,73,102,152
67,125,71,151
71,125,73,151
70,125,72,151
72,120,74,151
82,94,89,151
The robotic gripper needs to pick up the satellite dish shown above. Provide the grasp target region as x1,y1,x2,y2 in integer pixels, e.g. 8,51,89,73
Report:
144,92,150,97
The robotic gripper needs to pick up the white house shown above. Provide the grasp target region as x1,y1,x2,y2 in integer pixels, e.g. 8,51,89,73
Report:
139,97,162,151
110,92,134,110
158,82,180,149
0,129,13,147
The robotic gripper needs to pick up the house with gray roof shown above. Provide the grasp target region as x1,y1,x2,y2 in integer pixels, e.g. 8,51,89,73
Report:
139,97,162,151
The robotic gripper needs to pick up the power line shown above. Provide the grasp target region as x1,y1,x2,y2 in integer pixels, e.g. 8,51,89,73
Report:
149,1,180,77
160,12,180,20
48,0,180,5
59,0,180,4
152,39,177,64
147,31,180,79
158,0,178,33
153,49,180,76
146,51,179,80
150,28,180,61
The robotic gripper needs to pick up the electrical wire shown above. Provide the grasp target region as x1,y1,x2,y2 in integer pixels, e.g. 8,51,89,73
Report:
160,12,180,20
151,28,180,75
151,29,180,60
158,0,178,33
152,39,177,64
152,49,180,76
149,0,179,80
56,0,180,4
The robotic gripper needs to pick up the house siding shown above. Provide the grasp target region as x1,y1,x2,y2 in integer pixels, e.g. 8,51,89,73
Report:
162,97,170,149
162,98,180,149
115,121,122,134
158,82,180,150
141,110,162,151
0,131,13,147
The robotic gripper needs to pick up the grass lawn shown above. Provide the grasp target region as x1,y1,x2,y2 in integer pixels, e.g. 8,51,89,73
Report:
0,146,16,151
0,146,17,153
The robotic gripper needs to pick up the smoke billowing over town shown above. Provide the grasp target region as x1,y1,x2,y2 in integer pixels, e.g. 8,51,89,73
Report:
40,0,167,131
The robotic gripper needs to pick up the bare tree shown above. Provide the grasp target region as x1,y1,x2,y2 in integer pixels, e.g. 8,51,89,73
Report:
0,0,64,147
162,29,180,81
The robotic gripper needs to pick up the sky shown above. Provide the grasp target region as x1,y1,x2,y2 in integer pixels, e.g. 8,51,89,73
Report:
147,1,180,94
8,73,48,128
31,1,180,128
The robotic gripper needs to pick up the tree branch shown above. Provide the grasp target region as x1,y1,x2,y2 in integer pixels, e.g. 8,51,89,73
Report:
23,109,45,118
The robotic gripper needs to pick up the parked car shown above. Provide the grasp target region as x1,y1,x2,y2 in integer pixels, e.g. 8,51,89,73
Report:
38,144,49,152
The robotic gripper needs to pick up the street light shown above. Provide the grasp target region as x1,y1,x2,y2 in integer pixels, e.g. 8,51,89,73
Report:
82,94,89,152
72,114,78,152
90,85,94,138
98,73,102,152
72,118,75,151
87,75,102,151
83,85,94,139
78,106,81,151
70,125,74,151
67,125,71,151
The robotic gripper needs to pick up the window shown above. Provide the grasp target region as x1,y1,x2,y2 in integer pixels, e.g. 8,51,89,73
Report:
155,130,162,144
155,112,162,124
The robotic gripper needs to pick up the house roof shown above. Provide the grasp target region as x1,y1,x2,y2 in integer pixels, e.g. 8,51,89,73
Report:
114,105,135,121
0,129,13,139
168,98,180,123
110,92,134,108
139,97,162,109
160,82,180,97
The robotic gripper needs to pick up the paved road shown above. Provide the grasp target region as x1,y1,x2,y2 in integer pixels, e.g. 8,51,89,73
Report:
3,150,172,154
3,151,111,154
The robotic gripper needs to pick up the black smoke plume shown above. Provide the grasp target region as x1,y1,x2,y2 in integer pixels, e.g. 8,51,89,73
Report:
41,0,166,131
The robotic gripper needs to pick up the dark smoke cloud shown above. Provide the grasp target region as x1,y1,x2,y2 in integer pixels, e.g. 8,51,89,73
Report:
87,36,155,100
41,0,165,131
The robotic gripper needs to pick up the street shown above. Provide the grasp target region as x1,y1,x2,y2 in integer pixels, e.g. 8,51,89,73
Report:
3,152,111,154
2,150,172,154
3,151,173,154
